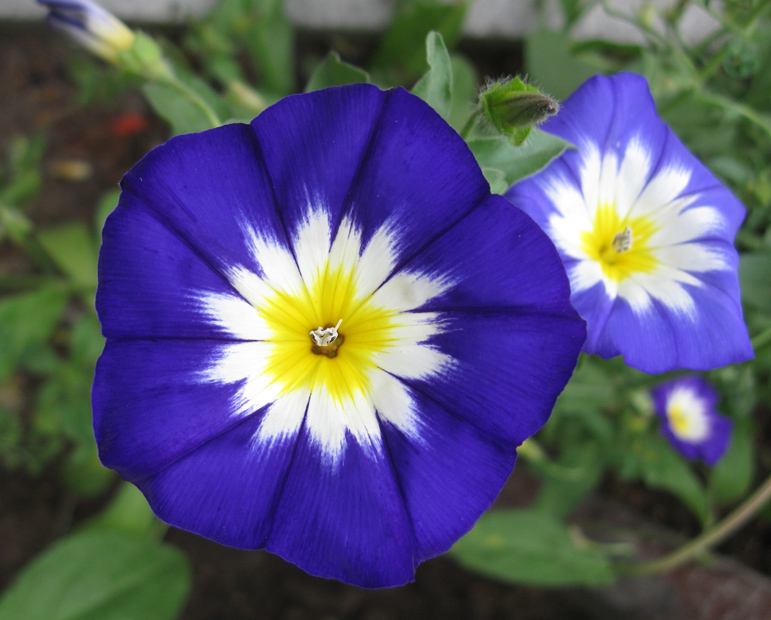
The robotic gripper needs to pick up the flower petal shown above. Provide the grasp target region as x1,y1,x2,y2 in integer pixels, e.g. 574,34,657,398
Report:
93,339,268,481
266,432,415,588
118,122,286,279
601,269,752,372
249,84,387,242
137,414,299,549
97,199,260,340
340,88,489,265
505,72,752,372
380,386,516,561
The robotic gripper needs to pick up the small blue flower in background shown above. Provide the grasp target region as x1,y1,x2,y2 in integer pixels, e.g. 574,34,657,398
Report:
505,72,753,374
37,0,134,64
652,375,731,465
93,84,586,587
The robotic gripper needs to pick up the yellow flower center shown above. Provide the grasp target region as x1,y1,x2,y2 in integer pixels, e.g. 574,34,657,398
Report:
579,203,660,283
668,403,690,437
257,263,398,406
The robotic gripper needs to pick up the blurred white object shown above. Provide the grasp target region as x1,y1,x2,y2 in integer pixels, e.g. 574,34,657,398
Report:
10,0,719,44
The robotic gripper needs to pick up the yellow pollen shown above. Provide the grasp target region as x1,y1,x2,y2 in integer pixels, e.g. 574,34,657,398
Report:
580,203,660,283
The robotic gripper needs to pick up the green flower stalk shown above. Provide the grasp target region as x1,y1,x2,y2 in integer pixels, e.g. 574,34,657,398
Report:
38,0,222,129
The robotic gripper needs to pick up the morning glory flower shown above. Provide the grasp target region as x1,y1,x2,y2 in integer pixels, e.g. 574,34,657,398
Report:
93,84,585,588
652,375,731,465
38,0,135,64
505,72,753,374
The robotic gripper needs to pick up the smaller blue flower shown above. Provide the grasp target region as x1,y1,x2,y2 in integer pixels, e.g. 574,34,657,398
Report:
37,0,134,64
505,72,753,374
652,375,731,465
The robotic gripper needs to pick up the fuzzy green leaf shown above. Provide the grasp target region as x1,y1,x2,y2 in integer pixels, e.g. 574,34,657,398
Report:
412,31,453,119
468,129,572,188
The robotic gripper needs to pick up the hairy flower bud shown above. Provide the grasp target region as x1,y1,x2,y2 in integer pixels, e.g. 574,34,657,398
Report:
479,77,560,144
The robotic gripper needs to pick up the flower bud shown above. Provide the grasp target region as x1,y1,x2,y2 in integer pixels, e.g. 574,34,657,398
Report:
37,0,135,64
479,77,559,144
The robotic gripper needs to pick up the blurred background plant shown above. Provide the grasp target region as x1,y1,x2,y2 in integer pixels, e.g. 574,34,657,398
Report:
0,0,769,617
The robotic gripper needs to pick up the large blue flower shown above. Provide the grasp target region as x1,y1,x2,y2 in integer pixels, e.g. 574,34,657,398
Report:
93,84,586,588
505,72,753,374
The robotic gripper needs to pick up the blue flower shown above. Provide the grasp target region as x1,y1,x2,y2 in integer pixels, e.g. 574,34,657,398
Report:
652,375,731,465
93,85,586,587
38,0,134,64
505,72,753,374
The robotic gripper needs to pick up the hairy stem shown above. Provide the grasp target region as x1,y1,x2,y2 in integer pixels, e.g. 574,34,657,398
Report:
621,471,771,576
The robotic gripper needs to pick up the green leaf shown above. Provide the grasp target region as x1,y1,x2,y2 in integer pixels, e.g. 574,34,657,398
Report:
629,434,710,524
447,54,477,132
0,530,191,620
740,252,771,311
372,0,467,80
468,129,572,188
83,483,165,540
451,508,615,586
142,80,215,136
70,313,104,367
245,0,295,95
0,285,67,380
710,417,755,506
37,222,98,292
95,189,121,240
411,31,453,119
533,441,606,519
525,29,600,100
0,169,42,208
552,356,617,419
62,441,115,497
305,52,370,93
481,168,508,194
36,363,93,444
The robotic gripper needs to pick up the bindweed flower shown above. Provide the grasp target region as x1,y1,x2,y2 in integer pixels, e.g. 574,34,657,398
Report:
505,73,753,374
93,85,586,588
652,375,731,465
38,0,134,64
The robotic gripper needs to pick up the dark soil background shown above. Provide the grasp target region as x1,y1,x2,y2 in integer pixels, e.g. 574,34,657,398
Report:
1,23,770,620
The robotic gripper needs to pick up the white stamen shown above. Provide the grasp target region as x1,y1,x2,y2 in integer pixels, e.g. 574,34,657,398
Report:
310,319,342,346
612,226,633,253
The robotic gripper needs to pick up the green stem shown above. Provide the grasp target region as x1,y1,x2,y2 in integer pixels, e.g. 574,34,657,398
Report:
694,89,771,138
0,274,50,290
622,471,771,576
0,205,57,274
736,229,764,250
460,110,482,140
600,0,697,76
751,326,771,355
